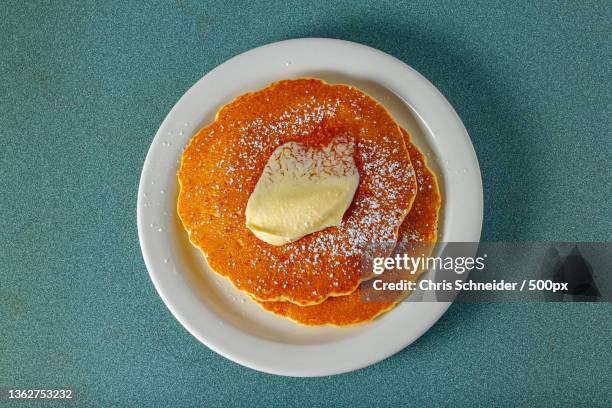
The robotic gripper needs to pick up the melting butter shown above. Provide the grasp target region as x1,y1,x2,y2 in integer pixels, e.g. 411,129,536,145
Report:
245,137,359,246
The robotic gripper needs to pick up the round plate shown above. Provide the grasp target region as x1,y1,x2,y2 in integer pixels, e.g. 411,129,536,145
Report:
137,38,483,377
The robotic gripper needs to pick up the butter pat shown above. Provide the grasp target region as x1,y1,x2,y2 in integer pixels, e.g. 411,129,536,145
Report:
245,137,359,246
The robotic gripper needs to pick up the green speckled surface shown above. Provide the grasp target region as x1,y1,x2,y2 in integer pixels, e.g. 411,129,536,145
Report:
1,0,611,406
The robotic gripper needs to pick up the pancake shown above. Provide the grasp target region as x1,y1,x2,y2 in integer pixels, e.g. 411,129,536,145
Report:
256,129,441,326
178,79,417,305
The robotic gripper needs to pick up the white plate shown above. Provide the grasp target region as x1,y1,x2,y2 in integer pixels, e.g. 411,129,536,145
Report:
137,38,483,377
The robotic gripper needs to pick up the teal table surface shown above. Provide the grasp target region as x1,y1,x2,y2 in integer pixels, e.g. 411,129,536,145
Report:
1,1,611,406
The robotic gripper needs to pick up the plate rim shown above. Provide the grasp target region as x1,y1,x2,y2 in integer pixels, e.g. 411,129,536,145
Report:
137,37,483,377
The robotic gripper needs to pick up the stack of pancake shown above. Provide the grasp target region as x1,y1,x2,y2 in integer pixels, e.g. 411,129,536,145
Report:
178,79,441,326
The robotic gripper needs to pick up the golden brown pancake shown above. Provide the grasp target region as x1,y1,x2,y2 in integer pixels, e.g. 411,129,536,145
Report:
178,79,417,305
256,130,441,325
